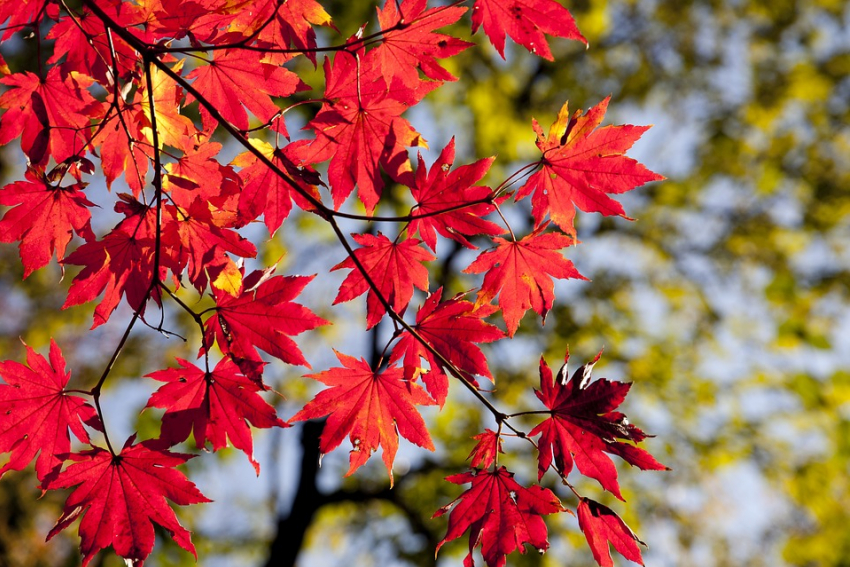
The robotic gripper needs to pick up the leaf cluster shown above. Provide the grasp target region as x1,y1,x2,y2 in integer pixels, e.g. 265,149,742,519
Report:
0,1,664,565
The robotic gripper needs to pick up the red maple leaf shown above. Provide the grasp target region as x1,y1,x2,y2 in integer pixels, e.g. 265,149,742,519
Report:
62,196,170,328
0,165,96,277
136,61,196,151
529,351,667,499
145,357,286,474
471,0,586,61
516,97,664,236
46,2,139,83
163,139,224,198
62,228,156,328
230,0,335,63
0,67,98,165
202,269,328,376
577,498,645,567
0,0,54,40
297,48,436,212
433,466,565,567
289,351,434,485
389,288,503,406
374,0,473,87
467,429,503,470
46,438,210,567
187,49,307,132
142,0,219,42
332,232,435,329
233,138,323,235
463,223,586,336
164,197,257,292
93,99,150,196
0,339,100,483
160,138,246,222
407,138,503,251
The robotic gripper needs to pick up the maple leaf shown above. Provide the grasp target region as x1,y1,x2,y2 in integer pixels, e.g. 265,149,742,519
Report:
577,498,646,567
389,288,503,406
0,0,53,40
46,438,210,567
516,97,664,236
0,67,98,165
0,165,96,278
233,138,323,235
332,232,435,329
433,466,565,567
407,138,503,251
137,60,196,150
64,231,155,327
164,197,257,292
62,197,169,328
0,339,100,483
141,0,219,42
289,351,434,485
471,0,586,60
93,99,150,196
145,357,286,474
160,138,245,221
374,0,474,87
187,49,307,132
464,223,586,336
203,269,328,376
297,49,436,212
163,139,224,198
467,429,503,470
529,351,667,499
229,0,335,63
46,2,139,83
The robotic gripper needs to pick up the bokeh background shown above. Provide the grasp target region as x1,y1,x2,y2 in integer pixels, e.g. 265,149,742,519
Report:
1,0,849,566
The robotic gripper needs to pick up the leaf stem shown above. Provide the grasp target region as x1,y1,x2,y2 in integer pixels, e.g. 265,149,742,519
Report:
493,203,516,241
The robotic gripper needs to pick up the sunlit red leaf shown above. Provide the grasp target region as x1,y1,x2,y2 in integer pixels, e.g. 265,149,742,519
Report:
146,357,286,474
164,197,257,292
46,439,210,567
516,97,664,236
332,232,435,329
203,269,328,376
374,0,473,87
187,49,307,132
389,288,503,406
0,67,98,165
471,0,586,60
93,99,150,196
0,339,100,483
529,351,667,498
0,166,95,277
289,351,434,485
62,197,169,329
233,138,323,235
577,498,645,567
229,0,335,63
464,222,586,336
433,466,565,567
163,140,224,198
407,138,502,251
0,0,53,40
467,429,503,470
46,2,139,83
297,49,436,212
